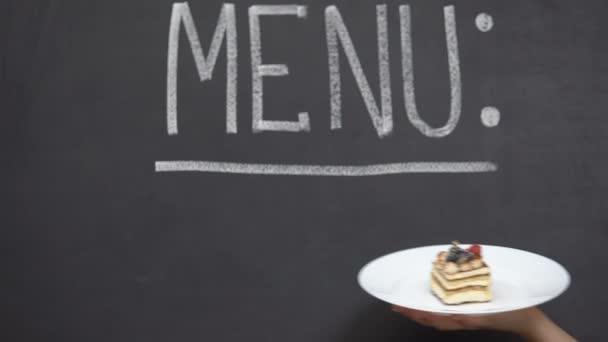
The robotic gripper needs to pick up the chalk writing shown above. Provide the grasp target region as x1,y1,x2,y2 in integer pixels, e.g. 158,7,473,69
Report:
161,3,498,176
167,2,237,135
400,5,462,138
250,5,311,132
326,5,393,138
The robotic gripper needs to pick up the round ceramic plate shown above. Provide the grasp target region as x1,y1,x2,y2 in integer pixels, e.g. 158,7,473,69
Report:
357,244,570,315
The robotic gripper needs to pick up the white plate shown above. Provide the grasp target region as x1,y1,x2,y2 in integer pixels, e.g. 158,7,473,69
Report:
357,244,570,315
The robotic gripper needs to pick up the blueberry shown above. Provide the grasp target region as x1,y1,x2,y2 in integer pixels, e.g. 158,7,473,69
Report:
449,250,473,263
460,251,473,261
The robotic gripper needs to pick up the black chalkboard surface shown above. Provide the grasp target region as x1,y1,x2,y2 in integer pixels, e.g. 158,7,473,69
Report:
6,0,607,341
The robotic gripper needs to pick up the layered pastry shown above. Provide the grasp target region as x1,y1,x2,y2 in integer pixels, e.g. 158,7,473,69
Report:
431,241,492,305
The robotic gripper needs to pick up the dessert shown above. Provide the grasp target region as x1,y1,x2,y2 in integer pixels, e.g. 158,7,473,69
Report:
430,241,492,304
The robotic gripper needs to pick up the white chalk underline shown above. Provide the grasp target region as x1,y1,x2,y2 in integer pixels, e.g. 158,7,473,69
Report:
155,161,498,176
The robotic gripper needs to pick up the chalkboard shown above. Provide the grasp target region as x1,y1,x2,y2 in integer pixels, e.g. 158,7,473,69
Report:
6,0,607,341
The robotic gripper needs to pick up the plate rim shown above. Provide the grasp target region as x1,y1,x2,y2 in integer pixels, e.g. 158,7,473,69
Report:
357,244,571,315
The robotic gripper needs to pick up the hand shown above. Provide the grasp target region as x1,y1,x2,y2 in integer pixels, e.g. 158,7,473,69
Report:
391,305,577,342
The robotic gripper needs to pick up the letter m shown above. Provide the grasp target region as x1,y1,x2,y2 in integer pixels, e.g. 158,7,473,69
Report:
167,2,237,135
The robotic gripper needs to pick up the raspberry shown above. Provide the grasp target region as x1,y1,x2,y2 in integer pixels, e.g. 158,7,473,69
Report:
467,244,481,256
